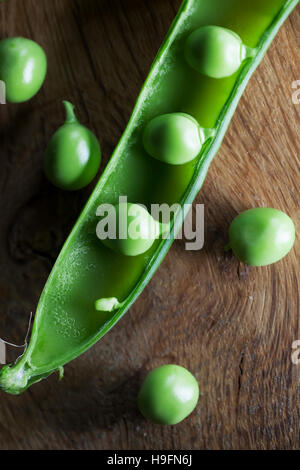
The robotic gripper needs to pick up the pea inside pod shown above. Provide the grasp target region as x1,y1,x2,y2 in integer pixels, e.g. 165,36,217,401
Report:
227,208,295,266
143,113,213,165
99,202,169,257
185,26,254,78
44,101,101,191
0,37,47,103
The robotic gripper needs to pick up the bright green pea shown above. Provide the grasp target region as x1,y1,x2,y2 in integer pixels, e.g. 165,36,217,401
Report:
101,202,163,257
138,365,199,425
143,113,209,165
44,101,101,191
228,208,295,266
185,26,253,79
0,37,47,103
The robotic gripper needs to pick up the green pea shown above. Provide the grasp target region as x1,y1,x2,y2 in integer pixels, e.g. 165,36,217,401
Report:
143,113,210,165
228,208,295,266
44,101,101,191
185,26,253,79
101,202,164,257
0,37,47,103
138,365,199,425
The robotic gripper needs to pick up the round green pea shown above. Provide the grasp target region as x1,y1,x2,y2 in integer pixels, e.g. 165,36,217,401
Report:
138,365,199,425
101,203,160,257
228,208,295,266
0,37,47,103
143,113,204,165
44,101,101,191
185,26,247,79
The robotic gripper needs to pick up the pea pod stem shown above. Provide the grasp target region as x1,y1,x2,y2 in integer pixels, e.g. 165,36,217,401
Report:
0,312,32,350
160,220,171,239
203,128,216,140
241,45,257,62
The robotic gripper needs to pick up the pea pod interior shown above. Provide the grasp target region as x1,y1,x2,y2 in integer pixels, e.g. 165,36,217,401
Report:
0,0,298,393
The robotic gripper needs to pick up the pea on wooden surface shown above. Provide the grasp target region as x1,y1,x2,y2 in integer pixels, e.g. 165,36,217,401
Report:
227,208,295,266
138,365,199,425
44,101,101,191
0,37,47,103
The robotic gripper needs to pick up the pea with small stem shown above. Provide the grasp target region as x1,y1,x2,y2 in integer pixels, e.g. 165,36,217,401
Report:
44,101,101,191
99,202,170,257
185,26,255,79
143,113,214,165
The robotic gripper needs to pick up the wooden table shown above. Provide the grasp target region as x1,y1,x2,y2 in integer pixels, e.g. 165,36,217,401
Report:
0,0,299,450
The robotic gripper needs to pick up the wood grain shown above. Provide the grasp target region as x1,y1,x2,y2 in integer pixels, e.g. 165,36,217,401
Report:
0,0,299,450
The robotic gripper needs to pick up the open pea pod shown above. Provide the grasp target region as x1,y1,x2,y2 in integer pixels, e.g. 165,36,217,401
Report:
0,0,298,394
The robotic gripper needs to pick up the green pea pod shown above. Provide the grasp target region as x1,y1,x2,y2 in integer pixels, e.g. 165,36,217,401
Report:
0,0,298,394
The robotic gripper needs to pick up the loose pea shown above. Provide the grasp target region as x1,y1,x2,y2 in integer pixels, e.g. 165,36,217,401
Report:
143,113,207,165
101,203,163,257
185,26,252,79
228,208,295,266
138,365,199,425
44,101,101,191
0,37,47,103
